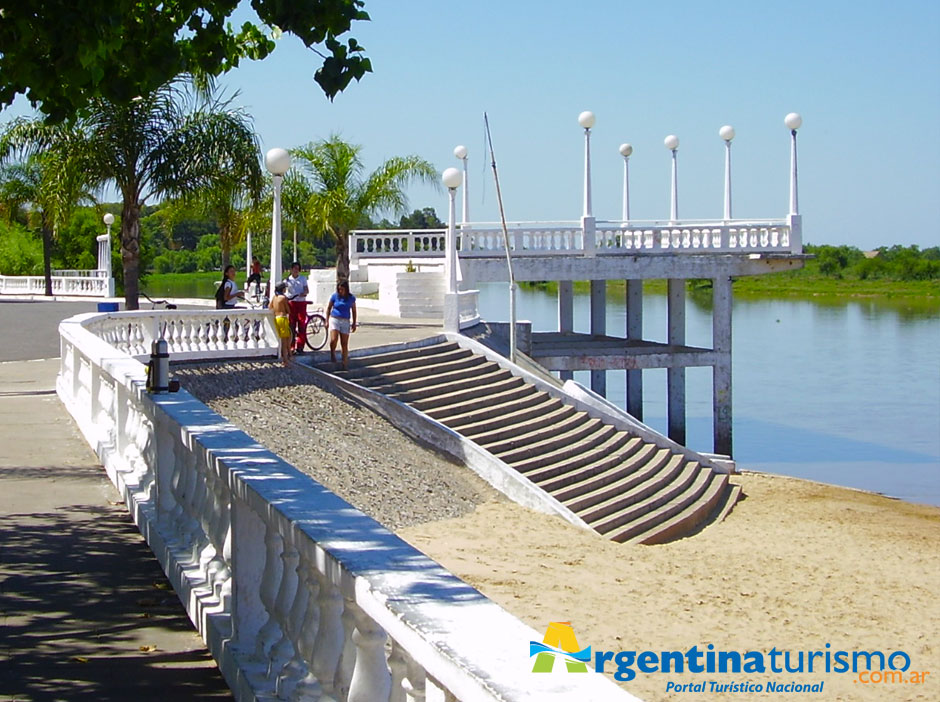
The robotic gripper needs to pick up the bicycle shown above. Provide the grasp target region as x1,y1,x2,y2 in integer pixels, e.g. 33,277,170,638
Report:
300,302,328,351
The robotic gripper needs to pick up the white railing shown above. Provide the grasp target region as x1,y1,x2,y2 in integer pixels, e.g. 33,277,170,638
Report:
350,229,447,265
0,271,113,297
84,309,278,360
457,290,481,330
56,309,635,702
350,215,801,262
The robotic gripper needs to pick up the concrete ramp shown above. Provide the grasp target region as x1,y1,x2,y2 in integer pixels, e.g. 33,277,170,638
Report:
321,338,738,545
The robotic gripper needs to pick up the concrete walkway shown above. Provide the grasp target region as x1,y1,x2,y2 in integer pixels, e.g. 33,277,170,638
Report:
0,298,441,701
0,301,232,701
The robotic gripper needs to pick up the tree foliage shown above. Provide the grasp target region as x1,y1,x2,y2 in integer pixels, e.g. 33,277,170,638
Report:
0,0,372,121
291,135,437,281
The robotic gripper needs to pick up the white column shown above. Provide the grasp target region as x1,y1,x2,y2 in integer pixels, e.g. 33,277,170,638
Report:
667,279,686,445
665,135,680,223
720,126,735,220
246,231,253,276
785,113,802,215
579,111,596,218
558,280,574,382
590,280,606,396
619,143,633,222
713,275,733,456
269,175,283,303
454,145,469,225
442,169,462,333
625,279,643,420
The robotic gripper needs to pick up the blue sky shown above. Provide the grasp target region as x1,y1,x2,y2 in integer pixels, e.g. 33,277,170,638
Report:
8,0,940,249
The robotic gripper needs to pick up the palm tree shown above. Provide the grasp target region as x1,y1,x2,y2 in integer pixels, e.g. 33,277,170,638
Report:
78,80,262,309
0,123,95,295
291,135,437,282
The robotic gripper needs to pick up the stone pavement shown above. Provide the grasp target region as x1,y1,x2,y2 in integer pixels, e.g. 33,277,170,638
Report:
0,298,441,701
0,300,232,701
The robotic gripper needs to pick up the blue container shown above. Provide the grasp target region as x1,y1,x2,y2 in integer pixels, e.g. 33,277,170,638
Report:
97,302,119,313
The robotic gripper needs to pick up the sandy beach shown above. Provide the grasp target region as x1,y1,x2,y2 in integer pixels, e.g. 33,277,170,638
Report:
400,472,940,701
179,360,940,702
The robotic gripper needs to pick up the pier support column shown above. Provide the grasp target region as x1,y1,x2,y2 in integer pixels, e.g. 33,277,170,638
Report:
712,275,733,456
558,280,574,381
590,280,606,396
667,279,686,445
625,279,643,420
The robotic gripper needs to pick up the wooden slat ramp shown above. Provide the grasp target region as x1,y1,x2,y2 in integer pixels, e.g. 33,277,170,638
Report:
327,340,738,544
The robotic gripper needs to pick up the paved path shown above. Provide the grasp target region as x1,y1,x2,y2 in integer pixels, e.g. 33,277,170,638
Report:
0,298,440,701
0,300,232,701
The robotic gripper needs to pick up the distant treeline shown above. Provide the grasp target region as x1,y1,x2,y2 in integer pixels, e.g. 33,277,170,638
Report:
0,204,444,280
805,243,939,281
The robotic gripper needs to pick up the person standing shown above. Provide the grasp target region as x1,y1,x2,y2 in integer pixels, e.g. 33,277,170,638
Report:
284,262,308,353
246,257,263,299
216,265,244,309
270,282,292,366
326,280,357,370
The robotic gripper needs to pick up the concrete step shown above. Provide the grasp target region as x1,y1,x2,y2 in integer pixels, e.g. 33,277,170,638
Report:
481,410,596,457
587,458,701,534
344,347,474,380
538,437,647,494
501,422,618,472
387,366,513,405
425,384,541,422
408,374,526,413
345,341,460,369
466,401,576,445
360,356,493,393
334,340,736,545
621,473,730,545
524,433,643,486
561,450,683,514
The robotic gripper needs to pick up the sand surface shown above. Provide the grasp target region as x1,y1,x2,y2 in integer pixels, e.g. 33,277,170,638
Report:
400,472,940,702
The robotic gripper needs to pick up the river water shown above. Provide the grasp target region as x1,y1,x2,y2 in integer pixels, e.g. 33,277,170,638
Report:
146,276,940,506
475,283,940,507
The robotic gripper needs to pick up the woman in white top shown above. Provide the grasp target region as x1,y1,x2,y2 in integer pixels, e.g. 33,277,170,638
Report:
218,265,244,309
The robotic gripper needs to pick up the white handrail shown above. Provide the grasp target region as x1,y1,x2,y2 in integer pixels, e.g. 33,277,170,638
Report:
56,308,638,702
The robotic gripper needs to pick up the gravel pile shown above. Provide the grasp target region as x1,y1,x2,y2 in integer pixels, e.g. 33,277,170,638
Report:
173,360,501,530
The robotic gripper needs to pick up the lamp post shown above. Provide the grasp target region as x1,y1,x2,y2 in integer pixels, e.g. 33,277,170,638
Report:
442,168,462,295
265,147,291,302
664,134,680,222
454,145,469,226
719,125,735,220
785,113,802,215
578,111,596,218
101,213,114,295
442,167,462,334
619,143,633,222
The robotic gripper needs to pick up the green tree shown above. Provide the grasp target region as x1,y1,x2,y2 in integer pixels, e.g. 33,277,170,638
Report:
399,207,445,229
0,0,371,122
74,81,263,309
291,135,438,282
0,123,95,294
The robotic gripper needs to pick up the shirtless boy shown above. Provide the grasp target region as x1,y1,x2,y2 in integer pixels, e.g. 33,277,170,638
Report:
270,283,292,366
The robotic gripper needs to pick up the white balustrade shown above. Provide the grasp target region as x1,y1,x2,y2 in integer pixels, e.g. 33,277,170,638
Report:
350,216,798,265
0,271,112,296
56,308,639,702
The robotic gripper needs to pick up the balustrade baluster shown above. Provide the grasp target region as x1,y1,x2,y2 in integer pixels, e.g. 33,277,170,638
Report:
267,537,301,680
309,571,344,701
334,596,357,699
388,640,407,702
401,650,427,702
255,526,285,664
348,605,391,702
286,540,322,701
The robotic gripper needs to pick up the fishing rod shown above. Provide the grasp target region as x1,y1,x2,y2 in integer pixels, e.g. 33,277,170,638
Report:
483,112,517,363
